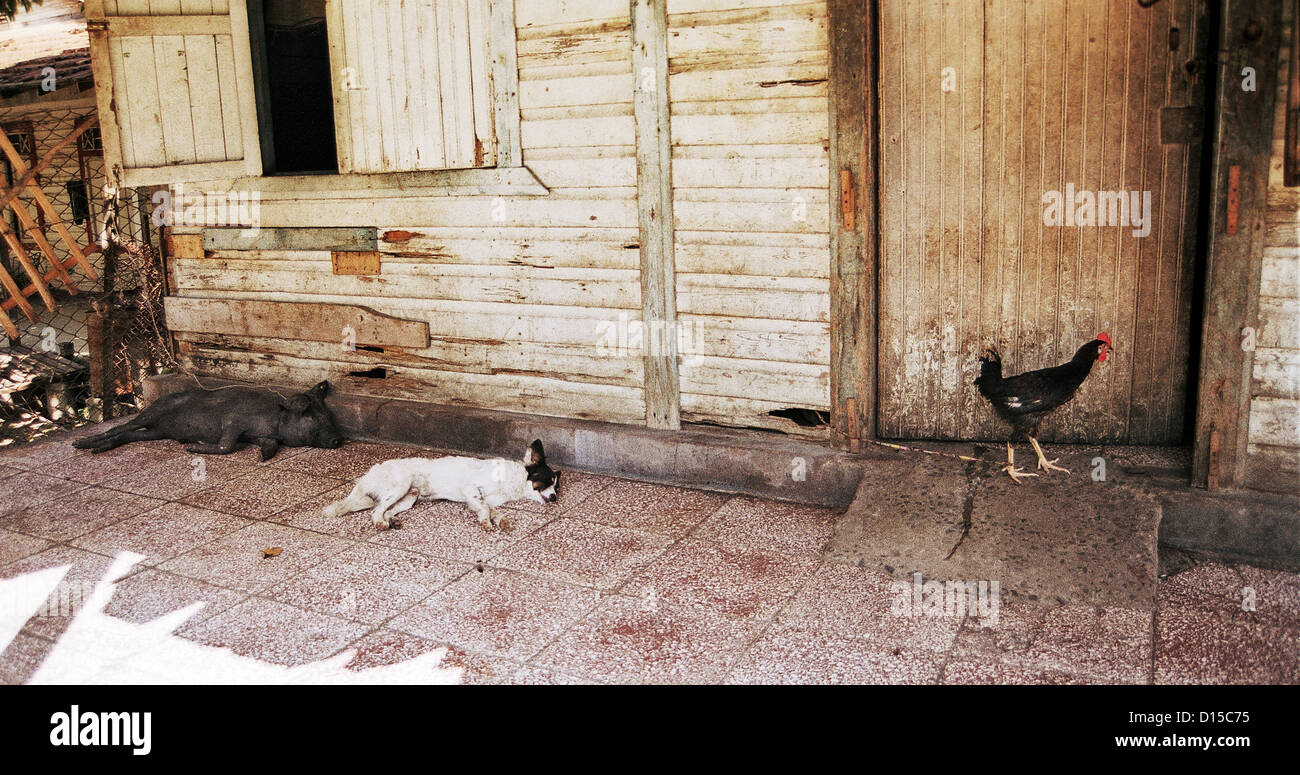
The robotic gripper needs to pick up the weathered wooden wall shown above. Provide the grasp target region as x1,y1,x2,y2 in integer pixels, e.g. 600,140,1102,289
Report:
876,0,1205,445
168,0,832,435
1248,0,1300,493
668,0,831,433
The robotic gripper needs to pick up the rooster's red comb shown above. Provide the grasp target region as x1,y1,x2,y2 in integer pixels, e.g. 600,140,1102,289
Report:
1097,332,1112,346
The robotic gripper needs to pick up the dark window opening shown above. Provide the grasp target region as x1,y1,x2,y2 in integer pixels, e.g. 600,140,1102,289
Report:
349,367,388,379
65,180,90,224
768,408,830,428
255,0,336,174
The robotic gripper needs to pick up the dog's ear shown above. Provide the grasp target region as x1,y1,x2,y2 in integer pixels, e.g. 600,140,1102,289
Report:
524,439,545,467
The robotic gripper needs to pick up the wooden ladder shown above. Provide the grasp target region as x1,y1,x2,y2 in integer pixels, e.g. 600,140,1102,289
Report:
0,114,102,340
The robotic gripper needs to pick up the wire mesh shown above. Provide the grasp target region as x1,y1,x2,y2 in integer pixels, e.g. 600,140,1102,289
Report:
0,102,169,446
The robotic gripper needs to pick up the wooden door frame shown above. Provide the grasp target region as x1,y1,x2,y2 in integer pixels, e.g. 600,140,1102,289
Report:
829,0,1286,489
1192,0,1284,490
827,0,879,451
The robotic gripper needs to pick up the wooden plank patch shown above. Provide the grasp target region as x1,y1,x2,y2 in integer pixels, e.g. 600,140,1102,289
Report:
168,234,205,259
163,297,429,348
203,227,378,252
332,250,382,275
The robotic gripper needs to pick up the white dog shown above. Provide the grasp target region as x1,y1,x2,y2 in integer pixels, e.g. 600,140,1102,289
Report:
322,440,560,530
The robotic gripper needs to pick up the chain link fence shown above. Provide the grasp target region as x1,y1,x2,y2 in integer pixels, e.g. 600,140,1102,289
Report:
0,102,169,446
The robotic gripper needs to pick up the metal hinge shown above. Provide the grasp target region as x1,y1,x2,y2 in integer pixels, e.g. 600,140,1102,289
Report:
86,19,109,31
839,169,855,231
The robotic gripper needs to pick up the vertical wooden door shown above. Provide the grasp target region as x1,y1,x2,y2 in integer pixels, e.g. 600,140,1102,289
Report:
876,0,1207,443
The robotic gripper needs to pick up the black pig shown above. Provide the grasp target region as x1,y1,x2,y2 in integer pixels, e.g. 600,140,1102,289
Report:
73,381,345,461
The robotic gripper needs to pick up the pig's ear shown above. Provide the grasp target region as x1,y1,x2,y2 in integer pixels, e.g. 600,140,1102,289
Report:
281,395,311,413
309,381,330,399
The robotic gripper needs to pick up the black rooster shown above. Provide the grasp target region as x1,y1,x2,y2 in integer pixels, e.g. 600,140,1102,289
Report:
974,333,1112,483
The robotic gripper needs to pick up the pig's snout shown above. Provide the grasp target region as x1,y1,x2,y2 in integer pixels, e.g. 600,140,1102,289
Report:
327,436,344,448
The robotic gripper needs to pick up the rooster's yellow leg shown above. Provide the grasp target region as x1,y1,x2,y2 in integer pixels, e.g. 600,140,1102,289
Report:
1001,441,1038,484
1029,437,1071,475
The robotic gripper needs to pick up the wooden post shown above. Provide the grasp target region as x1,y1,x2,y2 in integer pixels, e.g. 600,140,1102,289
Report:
828,0,878,448
631,0,680,430
1192,0,1283,489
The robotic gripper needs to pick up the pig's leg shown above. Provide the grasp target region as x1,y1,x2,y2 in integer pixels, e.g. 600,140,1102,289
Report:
86,427,167,453
253,438,281,461
184,421,242,456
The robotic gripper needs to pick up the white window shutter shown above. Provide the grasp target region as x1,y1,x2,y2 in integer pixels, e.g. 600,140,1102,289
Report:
325,0,497,174
84,0,263,187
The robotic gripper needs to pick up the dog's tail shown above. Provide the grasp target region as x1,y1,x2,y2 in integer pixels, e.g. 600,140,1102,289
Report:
322,485,373,518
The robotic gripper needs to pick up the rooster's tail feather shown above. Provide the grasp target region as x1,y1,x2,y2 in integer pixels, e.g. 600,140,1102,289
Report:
974,347,1002,389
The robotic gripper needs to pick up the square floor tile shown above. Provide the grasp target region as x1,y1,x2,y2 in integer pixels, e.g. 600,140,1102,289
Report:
624,538,818,619
949,599,1152,684
490,518,673,590
0,471,85,517
103,569,248,627
344,629,521,684
179,597,368,667
181,468,345,519
2,487,165,542
565,479,728,537
1154,601,1298,684
390,568,600,661
533,596,767,684
0,435,85,471
692,497,837,557
105,454,258,501
267,543,469,625
940,658,1091,685
0,631,54,685
0,528,53,566
44,442,183,486
1,546,133,640
777,563,963,653
725,623,945,685
71,502,252,567
158,522,354,593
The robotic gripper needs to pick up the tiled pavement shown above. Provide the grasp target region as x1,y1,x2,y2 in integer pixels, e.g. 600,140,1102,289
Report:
0,427,1296,684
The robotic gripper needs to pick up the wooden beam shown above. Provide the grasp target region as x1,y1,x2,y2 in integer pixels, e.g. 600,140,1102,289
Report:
91,14,231,37
1193,0,1284,489
0,130,98,282
0,195,78,292
0,249,98,313
163,297,431,349
0,218,57,310
0,301,17,339
631,0,680,430
0,247,36,320
489,0,523,167
827,0,878,448
203,226,378,252
0,114,97,214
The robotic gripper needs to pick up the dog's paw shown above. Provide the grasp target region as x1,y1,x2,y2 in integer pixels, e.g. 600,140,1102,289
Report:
372,516,391,531
477,518,494,532
495,514,514,532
